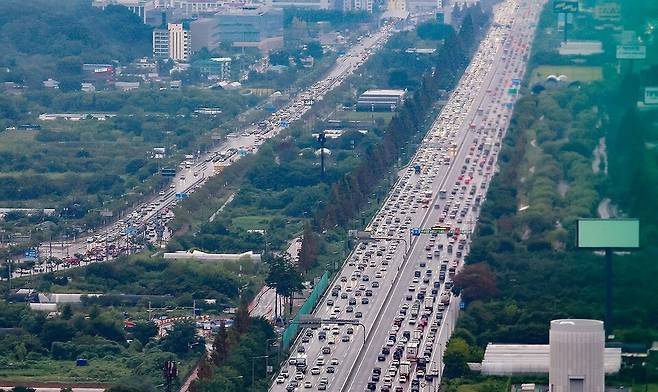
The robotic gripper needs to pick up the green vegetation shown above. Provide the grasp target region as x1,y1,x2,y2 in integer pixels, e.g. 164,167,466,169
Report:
443,0,658,386
0,253,269,388
0,87,259,238
0,0,151,88
0,301,197,387
529,65,603,85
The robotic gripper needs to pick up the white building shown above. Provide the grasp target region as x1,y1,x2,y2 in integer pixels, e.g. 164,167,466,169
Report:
478,319,620,392
168,23,191,62
265,0,331,10
558,40,604,56
550,320,605,392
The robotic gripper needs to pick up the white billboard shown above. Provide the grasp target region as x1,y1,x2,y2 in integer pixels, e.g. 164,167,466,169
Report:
616,45,646,60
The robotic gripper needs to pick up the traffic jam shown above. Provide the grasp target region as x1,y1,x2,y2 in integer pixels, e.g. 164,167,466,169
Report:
271,0,541,390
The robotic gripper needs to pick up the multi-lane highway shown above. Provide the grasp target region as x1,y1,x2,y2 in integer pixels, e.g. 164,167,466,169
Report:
271,0,544,391
25,24,394,278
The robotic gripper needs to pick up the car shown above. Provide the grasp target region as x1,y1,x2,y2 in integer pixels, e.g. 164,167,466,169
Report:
294,372,304,381
311,367,321,375
341,335,350,342
276,376,285,384
297,346,306,353
318,383,327,390
304,381,313,389
322,346,331,354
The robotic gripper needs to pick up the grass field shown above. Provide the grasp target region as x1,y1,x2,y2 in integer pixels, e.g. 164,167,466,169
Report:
332,110,395,122
529,65,603,85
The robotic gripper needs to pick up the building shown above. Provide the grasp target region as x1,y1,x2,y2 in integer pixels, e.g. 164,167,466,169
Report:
265,0,331,10
558,40,604,56
190,5,284,53
153,27,170,59
550,320,605,392
153,0,225,17
93,0,149,22
479,344,621,376
406,0,441,12
356,89,406,112
168,23,192,61
477,319,621,390
163,250,262,263
193,57,232,80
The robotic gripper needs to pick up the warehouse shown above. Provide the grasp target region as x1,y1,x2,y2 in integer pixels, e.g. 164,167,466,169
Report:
356,89,406,112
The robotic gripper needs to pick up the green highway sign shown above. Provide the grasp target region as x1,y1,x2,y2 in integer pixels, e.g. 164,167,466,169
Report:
553,0,578,13
508,88,518,95
616,45,647,60
576,219,640,249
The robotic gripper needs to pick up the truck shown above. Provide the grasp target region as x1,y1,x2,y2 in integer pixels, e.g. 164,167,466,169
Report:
399,360,411,377
406,341,419,361
295,355,307,372
423,297,434,310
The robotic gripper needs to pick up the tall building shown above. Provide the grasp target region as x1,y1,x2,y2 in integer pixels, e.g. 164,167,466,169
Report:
191,6,284,53
549,320,605,392
168,23,192,61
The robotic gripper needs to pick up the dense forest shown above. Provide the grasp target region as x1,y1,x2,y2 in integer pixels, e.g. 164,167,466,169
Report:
0,0,151,88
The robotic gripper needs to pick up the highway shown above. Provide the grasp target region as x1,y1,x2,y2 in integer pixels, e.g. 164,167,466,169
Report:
270,0,544,391
26,23,394,278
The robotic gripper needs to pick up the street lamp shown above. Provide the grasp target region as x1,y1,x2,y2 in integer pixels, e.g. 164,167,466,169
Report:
251,355,269,386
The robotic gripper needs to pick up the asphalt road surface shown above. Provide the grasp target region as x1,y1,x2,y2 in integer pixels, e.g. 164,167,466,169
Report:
270,1,544,391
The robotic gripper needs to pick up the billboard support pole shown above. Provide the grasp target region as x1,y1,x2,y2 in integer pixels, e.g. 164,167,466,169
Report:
563,12,568,42
605,248,613,338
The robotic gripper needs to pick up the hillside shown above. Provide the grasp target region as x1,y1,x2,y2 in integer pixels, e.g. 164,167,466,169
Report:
0,0,152,88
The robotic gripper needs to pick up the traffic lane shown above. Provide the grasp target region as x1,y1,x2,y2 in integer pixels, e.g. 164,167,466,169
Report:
283,241,406,391
346,153,465,391
348,27,515,392
274,170,430,390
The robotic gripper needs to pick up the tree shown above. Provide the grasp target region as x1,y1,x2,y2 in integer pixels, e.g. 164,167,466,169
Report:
60,304,73,320
452,263,498,302
160,321,203,354
266,257,304,319
132,320,158,345
234,299,251,335
443,337,471,378
210,319,229,365
197,357,213,380
297,221,319,272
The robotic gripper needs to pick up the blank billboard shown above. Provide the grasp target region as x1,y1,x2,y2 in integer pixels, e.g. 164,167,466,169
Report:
577,219,639,248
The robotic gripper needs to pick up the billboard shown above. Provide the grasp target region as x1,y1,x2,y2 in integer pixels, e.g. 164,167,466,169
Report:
594,3,620,21
616,45,646,59
645,87,658,105
553,0,578,13
577,219,639,248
